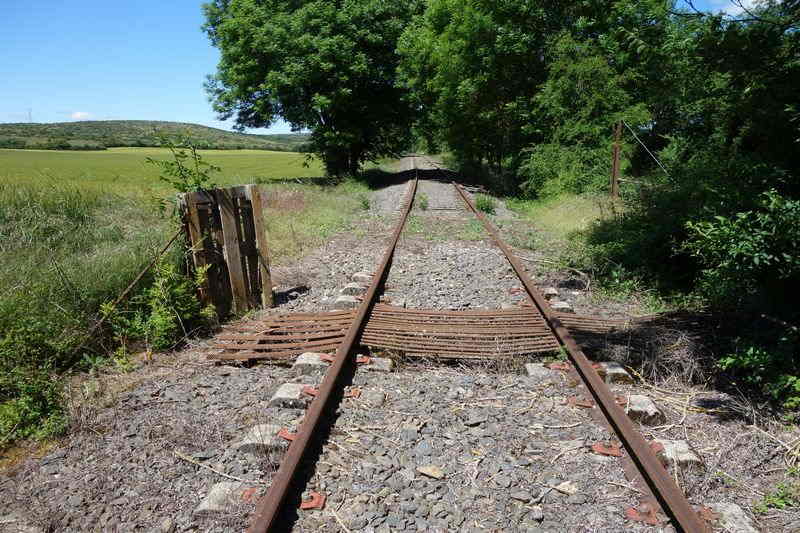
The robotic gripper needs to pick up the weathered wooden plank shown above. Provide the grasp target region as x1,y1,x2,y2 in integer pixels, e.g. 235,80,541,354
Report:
180,193,212,305
238,200,260,308
246,184,273,308
215,189,249,314
200,200,233,318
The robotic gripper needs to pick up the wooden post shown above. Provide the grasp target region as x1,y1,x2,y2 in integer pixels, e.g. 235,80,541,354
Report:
180,191,211,306
610,121,622,199
246,184,274,308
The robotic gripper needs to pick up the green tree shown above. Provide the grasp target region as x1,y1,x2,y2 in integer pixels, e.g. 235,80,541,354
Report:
398,0,557,175
203,0,422,176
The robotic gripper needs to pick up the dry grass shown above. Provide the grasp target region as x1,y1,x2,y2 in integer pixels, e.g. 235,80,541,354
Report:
259,180,370,263
265,189,307,211
507,193,612,242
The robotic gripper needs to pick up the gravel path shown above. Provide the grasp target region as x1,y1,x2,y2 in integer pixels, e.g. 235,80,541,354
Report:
292,363,653,532
2,170,797,532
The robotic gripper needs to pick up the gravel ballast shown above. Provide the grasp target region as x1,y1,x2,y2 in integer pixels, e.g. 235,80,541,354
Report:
1,173,797,532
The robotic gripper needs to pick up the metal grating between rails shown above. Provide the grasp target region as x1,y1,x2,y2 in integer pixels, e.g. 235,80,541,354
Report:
207,304,608,361
224,172,705,532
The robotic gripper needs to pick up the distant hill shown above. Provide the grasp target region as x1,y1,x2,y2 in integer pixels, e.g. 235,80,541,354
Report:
0,120,310,151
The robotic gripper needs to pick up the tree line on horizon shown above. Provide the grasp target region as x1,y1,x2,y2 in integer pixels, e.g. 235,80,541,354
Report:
0,120,310,152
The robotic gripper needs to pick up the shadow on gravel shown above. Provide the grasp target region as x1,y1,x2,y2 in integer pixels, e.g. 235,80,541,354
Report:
572,310,790,422
357,167,464,190
273,285,310,306
259,161,481,192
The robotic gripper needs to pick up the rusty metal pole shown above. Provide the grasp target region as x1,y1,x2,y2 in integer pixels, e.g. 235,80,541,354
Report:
611,121,622,199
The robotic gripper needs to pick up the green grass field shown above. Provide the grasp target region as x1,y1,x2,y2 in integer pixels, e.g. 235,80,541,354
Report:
0,147,324,197
0,147,367,447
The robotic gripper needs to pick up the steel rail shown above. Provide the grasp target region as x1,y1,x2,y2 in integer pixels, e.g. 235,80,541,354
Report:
452,183,707,533
246,178,418,533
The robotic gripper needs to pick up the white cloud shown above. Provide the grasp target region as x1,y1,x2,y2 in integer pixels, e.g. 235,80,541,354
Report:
70,111,91,120
708,0,759,15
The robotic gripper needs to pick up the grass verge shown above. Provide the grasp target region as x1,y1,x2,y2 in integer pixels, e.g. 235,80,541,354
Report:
0,154,364,451
260,179,371,261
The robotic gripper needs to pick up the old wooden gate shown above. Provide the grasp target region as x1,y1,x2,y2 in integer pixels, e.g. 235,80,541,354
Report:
179,185,272,317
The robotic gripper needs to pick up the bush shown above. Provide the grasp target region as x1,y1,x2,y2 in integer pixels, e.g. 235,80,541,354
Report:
684,190,800,309
519,143,610,199
475,194,496,214
0,179,209,445
719,331,800,409
357,192,371,211
106,261,215,352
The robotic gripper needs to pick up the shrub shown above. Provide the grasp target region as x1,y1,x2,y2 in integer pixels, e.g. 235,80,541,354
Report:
684,190,800,309
357,192,371,211
145,134,219,192
475,194,496,215
0,179,194,445
105,261,215,352
719,331,800,409
519,143,609,199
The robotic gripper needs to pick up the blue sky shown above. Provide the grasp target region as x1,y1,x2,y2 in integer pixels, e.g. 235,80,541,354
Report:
0,0,292,133
0,0,753,134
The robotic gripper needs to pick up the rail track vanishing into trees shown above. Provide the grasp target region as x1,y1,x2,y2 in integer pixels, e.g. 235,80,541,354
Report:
208,159,710,532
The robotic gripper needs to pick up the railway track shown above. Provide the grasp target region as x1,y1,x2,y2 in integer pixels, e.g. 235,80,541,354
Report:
223,167,709,532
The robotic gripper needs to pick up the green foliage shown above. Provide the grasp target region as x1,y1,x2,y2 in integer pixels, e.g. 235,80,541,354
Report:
520,144,609,198
146,135,220,193
0,147,324,198
105,262,215,352
260,178,373,260
0,181,165,444
474,194,496,215
459,219,485,241
0,367,65,443
417,192,429,210
719,331,800,409
755,480,800,514
0,120,309,151
203,0,422,176
684,190,800,307
357,192,371,211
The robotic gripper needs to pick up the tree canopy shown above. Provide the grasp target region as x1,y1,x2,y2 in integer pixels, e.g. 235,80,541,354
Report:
203,0,800,405
203,0,423,175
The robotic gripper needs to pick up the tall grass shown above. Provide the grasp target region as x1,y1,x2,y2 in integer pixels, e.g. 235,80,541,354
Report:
260,179,371,260
0,172,373,446
506,193,610,241
0,180,169,443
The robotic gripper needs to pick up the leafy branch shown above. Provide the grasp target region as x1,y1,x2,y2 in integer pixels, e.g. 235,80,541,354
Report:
146,132,219,193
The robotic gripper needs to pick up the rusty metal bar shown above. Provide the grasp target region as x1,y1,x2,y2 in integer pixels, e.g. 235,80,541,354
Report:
246,178,418,533
452,183,706,533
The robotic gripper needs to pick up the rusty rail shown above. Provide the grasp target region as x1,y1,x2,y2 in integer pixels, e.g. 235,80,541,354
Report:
452,183,707,533
246,178,418,533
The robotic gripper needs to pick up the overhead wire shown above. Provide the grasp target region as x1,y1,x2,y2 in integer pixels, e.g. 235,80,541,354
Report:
622,120,671,177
